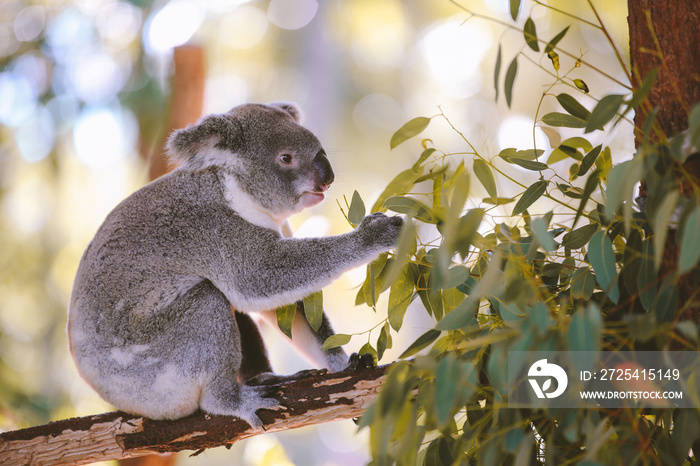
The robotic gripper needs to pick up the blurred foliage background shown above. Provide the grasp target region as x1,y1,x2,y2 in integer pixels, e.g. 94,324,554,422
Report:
0,0,630,464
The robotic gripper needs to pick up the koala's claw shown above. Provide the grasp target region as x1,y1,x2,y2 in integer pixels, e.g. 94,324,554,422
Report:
344,352,376,371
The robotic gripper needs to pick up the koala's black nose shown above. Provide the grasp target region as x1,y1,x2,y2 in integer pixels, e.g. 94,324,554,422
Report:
313,150,334,192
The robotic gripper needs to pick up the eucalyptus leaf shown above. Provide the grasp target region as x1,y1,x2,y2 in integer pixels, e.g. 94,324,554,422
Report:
576,144,602,176
523,17,539,52
532,215,556,252
321,333,351,351
508,158,548,171
652,190,679,271
370,166,424,213
556,93,591,120
588,231,619,303
302,291,323,332
494,44,502,101
637,240,657,311
473,158,497,199
384,196,435,223
585,94,624,133
505,56,518,108
510,0,521,20
545,25,570,53
542,112,587,128
512,180,547,216
388,266,414,332
348,190,366,225
390,117,431,149
571,267,595,300
679,206,700,275
399,329,441,359
276,302,296,339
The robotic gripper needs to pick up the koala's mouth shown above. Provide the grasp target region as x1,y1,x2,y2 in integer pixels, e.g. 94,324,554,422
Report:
299,191,325,208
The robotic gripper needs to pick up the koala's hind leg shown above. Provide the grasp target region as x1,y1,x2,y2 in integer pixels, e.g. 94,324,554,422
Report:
172,281,279,429
234,310,273,383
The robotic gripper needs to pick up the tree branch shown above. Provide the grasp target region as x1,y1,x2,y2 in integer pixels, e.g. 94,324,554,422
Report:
0,365,388,466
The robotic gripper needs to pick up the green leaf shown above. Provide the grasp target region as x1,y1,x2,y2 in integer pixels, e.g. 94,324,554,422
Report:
573,170,600,228
605,158,643,224
576,144,602,176
585,94,624,133
435,297,478,331
302,291,323,332
507,158,548,171
568,303,601,371
347,190,366,225
321,333,351,351
384,196,435,223
505,56,518,108
652,190,679,271
483,196,516,205
523,17,539,52
588,230,619,303
494,44,502,101
512,180,547,216
571,267,595,300
388,266,414,332
453,209,484,258
563,223,599,249
532,214,555,252
637,240,657,311
542,112,587,128
624,69,657,115
370,166,424,213
473,159,497,199
276,303,296,339
545,25,570,53
376,323,391,361
556,93,591,120
399,329,441,359
413,147,436,170
510,0,521,20
390,117,431,150
689,101,700,150
435,354,459,427
548,136,592,164
679,206,700,275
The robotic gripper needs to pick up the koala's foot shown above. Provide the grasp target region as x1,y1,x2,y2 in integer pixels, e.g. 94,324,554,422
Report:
344,352,376,371
201,383,280,431
246,369,321,386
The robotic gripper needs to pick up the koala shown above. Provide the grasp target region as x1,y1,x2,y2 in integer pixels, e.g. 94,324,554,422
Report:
67,102,403,430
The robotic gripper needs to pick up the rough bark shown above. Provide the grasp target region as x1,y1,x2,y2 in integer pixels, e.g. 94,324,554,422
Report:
628,0,700,323
0,365,387,466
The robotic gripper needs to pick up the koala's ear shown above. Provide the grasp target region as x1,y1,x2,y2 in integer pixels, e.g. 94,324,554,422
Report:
166,114,243,162
269,101,304,124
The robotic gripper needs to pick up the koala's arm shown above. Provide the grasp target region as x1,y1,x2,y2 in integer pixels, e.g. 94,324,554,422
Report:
208,213,403,313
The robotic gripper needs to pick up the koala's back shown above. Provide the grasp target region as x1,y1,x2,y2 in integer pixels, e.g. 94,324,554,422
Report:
68,168,261,417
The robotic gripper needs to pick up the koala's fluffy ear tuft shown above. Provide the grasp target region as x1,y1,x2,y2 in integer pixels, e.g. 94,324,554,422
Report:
166,113,243,163
269,101,303,124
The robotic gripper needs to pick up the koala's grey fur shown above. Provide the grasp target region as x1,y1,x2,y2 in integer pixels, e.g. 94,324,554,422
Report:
67,102,403,430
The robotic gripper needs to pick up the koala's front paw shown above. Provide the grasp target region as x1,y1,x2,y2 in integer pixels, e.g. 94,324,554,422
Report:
357,212,403,251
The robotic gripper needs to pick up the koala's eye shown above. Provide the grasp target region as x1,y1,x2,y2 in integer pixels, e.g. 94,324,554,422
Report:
279,153,294,165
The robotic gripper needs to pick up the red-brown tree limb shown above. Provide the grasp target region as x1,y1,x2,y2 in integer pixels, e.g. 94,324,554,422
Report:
0,365,388,466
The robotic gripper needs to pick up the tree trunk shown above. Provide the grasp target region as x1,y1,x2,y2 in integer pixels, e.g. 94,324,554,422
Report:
627,0,700,323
